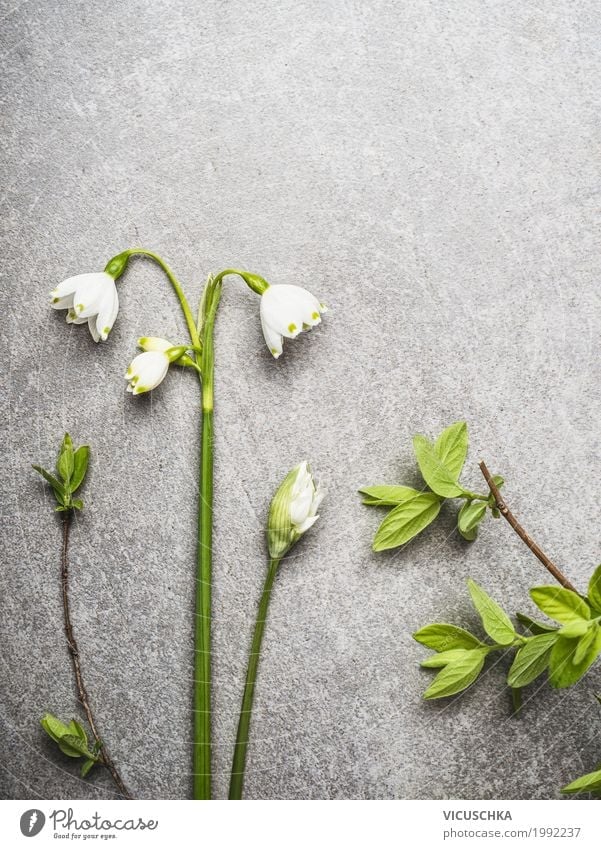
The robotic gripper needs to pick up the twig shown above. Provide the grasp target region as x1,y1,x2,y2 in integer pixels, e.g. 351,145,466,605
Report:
479,461,578,593
61,513,132,799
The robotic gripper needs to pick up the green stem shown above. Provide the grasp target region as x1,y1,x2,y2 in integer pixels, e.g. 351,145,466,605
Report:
229,556,281,800
118,248,201,348
193,278,222,800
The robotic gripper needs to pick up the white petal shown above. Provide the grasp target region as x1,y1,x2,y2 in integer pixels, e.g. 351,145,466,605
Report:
88,316,100,343
73,272,114,318
296,515,319,534
50,293,75,311
96,284,119,341
260,315,283,358
309,486,325,516
290,488,312,526
50,274,91,301
138,336,174,353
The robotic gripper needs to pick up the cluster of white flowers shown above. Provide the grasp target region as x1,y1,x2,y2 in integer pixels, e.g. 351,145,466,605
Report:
50,268,327,364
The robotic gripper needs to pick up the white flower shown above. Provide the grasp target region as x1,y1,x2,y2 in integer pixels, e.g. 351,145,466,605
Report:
267,461,324,559
50,272,119,343
124,350,169,395
259,284,327,358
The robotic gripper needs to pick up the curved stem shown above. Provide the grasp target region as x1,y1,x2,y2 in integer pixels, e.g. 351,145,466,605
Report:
61,513,131,799
479,461,578,593
193,277,222,799
120,249,200,348
229,557,281,800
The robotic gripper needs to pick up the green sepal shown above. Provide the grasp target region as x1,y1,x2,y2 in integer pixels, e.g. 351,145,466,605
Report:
104,250,130,280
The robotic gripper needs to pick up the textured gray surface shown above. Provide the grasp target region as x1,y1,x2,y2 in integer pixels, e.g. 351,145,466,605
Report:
1,0,600,800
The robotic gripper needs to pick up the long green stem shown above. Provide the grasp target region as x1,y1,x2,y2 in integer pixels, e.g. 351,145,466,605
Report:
193,278,222,799
119,248,200,347
229,556,281,800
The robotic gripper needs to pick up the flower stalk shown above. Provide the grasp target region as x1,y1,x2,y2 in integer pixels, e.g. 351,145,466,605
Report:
229,556,280,800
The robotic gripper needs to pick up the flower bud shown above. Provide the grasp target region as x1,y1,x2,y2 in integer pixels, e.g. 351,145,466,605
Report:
267,462,324,559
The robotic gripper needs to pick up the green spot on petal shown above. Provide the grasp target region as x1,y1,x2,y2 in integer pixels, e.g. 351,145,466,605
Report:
103,326,110,335
288,323,297,333
311,311,319,320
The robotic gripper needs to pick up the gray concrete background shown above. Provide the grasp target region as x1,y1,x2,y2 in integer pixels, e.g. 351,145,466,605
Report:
1,0,600,800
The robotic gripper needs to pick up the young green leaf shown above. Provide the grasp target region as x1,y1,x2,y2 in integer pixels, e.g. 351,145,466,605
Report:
507,633,557,688
549,630,601,688
562,768,601,795
530,586,591,624
515,612,558,635
81,759,96,778
57,734,91,759
372,493,442,551
433,421,468,480
70,445,90,493
467,579,516,645
423,649,487,699
412,435,465,498
587,564,601,613
421,649,476,668
457,500,487,541
573,624,600,665
68,719,88,747
32,465,67,505
413,623,483,652
57,433,74,485
359,485,423,506
40,713,71,743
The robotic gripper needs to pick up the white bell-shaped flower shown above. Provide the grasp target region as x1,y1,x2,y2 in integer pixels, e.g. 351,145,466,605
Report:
50,272,119,342
124,350,169,395
259,284,327,358
267,461,324,559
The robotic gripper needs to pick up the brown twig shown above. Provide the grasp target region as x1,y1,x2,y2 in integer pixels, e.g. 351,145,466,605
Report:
479,461,578,593
61,513,132,799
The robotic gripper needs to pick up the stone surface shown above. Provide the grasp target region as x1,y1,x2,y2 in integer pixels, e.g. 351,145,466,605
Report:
1,0,600,800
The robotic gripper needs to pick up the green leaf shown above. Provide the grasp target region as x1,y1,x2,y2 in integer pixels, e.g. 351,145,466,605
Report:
413,623,483,652
40,713,70,743
549,629,601,688
562,768,601,795
32,465,67,505
467,579,516,645
530,586,591,624
359,485,422,506
57,433,74,485
587,565,601,613
457,501,487,541
421,649,476,668
71,498,84,510
433,421,468,480
81,759,96,778
515,612,558,635
507,633,557,687
68,719,88,747
372,493,442,551
58,733,91,759
573,624,599,665
412,435,465,498
70,445,89,493
423,649,487,699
